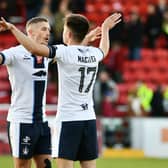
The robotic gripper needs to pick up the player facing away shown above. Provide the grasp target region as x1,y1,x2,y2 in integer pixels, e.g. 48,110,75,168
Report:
0,13,122,168
0,17,52,168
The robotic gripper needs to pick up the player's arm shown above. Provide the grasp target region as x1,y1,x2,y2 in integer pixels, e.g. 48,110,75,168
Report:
82,26,101,45
0,17,50,57
99,13,122,58
0,54,3,65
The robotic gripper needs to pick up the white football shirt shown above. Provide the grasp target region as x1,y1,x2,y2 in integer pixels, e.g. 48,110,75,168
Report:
49,45,104,121
1,45,50,123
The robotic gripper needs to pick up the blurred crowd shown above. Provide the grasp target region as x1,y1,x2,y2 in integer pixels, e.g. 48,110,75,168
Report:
0,0,86,43
1,0,168,118
94,70,168,118
1,0,168,48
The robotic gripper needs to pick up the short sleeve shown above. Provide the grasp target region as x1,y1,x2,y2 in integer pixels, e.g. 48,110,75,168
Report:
0,48,15,65
92,47,104,62
97,48,104,61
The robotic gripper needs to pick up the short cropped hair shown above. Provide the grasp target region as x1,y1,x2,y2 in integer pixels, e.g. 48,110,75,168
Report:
26,16,49,30
64,14,90,42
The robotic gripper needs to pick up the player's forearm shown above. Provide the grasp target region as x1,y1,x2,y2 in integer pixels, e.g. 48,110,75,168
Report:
82,27,101,46
0,54,3,65
99,26,110,57
99,13,122,58
82,35,90,46
10,25,49,57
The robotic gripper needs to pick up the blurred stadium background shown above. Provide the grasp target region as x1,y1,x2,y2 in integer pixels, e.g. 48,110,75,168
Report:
1,0,168,167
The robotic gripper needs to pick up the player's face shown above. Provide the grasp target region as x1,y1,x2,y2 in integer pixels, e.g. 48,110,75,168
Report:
31,22,50,45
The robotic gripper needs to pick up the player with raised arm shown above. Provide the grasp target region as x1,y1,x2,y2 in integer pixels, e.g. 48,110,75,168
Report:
0,16,101,168
0,17,52,168
0,13,121,168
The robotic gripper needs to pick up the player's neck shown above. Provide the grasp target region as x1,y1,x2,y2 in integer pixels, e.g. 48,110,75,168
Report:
67,41,82,46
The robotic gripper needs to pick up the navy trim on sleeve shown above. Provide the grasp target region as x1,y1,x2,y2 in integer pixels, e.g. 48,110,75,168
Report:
97,48,105,59
0,52,5,65
48,45,57,59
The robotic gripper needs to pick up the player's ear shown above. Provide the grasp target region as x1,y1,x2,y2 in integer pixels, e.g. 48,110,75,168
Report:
27,29,33,36
68,31,72,39
26,29,32,35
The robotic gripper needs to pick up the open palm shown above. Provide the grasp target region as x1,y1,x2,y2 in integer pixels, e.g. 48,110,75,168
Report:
103,13,122,30
0,17,13,32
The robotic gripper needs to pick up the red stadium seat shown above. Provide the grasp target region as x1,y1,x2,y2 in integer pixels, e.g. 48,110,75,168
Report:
123,71,136,83
86,3,96,13
141,59,156,72
155,49,168,60
141,49,154,60
46,110,56,116
123,61,142,72
46,83,58,104
0,81,11,91
117,94,128,105
0,34,18,49
0,94,10,103
148,70,163,85
134,71,149,83
117,83,129,94
0,67,8,80
157,59,168,72
46,94,57,104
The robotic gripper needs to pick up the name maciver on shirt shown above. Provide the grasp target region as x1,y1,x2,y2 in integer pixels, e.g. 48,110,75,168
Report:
78,56,96,63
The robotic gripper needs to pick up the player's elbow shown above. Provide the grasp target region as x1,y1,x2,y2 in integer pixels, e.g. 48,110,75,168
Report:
103,51,108,58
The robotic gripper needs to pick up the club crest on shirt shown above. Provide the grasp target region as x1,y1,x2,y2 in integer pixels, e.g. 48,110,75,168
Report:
80,103,88,110
23,146,29,155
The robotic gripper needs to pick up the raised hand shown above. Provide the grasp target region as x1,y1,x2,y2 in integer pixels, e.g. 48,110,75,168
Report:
86,26,101,42
102,13,122,30
82,26,101,45
0,17,13,32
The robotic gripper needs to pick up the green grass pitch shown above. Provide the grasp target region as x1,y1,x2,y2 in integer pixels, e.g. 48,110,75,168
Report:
1,156,168,168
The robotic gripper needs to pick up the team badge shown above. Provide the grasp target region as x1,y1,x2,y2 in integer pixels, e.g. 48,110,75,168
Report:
23,146,29,155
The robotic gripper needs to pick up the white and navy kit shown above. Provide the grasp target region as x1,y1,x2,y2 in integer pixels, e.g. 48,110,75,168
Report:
48,45,104,160
1,45,51,159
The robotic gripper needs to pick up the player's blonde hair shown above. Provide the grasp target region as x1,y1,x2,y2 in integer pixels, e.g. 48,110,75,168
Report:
26,17,49,31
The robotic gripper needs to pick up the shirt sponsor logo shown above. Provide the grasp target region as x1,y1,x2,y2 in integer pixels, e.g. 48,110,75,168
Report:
80,103,88,110
32,70,47,77
23,55,31,60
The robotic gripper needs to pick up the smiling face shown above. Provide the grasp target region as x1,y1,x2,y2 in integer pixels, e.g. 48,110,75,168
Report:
26,17,50,45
